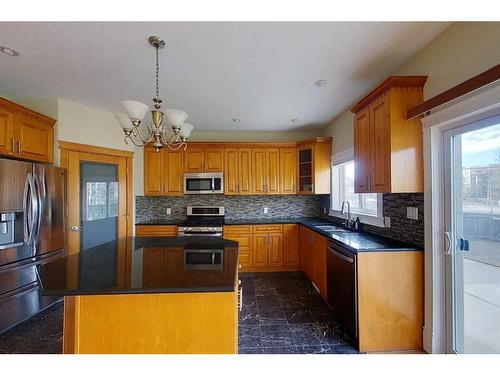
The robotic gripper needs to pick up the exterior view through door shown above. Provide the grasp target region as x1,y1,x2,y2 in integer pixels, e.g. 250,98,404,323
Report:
444,115,500,353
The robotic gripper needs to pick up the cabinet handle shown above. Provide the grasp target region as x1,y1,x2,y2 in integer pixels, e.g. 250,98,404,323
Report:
11,138,15,153
18,140,21,155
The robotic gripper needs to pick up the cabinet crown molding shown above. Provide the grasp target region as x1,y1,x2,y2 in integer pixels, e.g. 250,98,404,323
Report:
351,76,428,114
0,97,56,125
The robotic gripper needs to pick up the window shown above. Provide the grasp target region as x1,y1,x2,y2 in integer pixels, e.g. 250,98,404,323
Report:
331,159,383,224
85,181,119,221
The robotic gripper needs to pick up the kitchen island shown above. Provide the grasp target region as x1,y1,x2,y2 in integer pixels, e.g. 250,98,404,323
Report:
37,236,239,354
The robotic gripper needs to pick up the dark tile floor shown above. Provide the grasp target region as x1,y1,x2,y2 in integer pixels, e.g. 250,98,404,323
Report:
238,272,359,354
0,272,359,354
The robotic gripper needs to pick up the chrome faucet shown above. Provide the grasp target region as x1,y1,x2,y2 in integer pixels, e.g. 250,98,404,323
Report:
340,201,354,229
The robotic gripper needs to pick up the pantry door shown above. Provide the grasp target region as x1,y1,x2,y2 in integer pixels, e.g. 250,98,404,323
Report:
443,115,500,353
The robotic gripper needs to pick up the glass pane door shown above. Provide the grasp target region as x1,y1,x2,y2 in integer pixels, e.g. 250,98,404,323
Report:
445,116,500,353
80,162,119,251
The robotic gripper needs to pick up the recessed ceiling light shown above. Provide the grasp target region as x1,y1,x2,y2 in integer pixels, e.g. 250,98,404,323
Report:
291,118,299,123
0,46,19,57
232,118,240,123
314,79,327,88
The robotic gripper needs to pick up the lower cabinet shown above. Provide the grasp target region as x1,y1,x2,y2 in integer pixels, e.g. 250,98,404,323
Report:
299,226,327,301
135,225,178,237
224,224,300,272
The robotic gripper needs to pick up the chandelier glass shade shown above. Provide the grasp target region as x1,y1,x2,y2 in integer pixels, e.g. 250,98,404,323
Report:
115,36,193,152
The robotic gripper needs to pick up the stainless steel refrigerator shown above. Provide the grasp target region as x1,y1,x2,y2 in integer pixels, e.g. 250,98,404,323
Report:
0,158,66,334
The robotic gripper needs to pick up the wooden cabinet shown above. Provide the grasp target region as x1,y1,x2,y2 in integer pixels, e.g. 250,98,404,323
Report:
224,148,252,195
0,98,55,163
252,233,269,267
223,225,253,270
279,148,296,194
251,148,267,194
185,147,223,173
143,148,183,196
299,226,315,280
251,148,284,195
296,137,332,195
144,148,163,196
298,226,327,299
351,76,427,193
283,224,299,267
135,225,178,237
143,247,167,288
268,233,283,266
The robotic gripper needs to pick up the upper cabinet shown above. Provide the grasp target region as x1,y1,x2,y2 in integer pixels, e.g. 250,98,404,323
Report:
296,137,332,195
351,76,427,193
185,147,224,173
144,147,184,196
0,98,56,163
224,148,252,195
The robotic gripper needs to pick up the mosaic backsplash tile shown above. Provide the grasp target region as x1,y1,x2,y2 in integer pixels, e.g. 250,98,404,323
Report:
135,195,325,223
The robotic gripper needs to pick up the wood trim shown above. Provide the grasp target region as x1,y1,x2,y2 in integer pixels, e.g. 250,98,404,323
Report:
406,64,500,119
0,97,57,124
351,76,428,114
295,137,332,146
58,140,134,158
145,141,297,149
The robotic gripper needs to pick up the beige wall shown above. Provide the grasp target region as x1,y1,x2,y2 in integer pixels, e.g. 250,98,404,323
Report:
322,21,500,154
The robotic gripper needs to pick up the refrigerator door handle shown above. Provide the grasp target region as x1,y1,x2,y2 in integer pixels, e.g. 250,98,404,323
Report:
22,173,30,244
33,172,44,254
24,173,39,253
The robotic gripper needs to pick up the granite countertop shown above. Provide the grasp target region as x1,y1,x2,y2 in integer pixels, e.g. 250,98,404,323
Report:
37,236,239,296
135,217,420,253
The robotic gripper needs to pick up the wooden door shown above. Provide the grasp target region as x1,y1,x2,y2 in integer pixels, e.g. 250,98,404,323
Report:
266,148,280,195
205,148,224,172
184,148,204,173
279,148,296,194
251,148,267,195
164,150,184,195
313,233,328,300
354,107,370,193
0,104,14,156
268,232,283,267
224,148,238,195
65,149,129,256
15,111,54,163
283,224,299,266
238,148,252,195
144,148,164,196
369,93,391,192
252,233,268,267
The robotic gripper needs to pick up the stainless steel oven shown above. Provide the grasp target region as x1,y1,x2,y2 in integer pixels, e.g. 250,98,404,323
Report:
178,206,224,237
184,173,224,194
184,249,224,269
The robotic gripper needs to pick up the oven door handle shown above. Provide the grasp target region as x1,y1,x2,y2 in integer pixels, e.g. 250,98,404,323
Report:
327,245,354,263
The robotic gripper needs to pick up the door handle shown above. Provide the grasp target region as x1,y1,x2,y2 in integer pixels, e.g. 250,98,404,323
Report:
444,231,452,255
71,225,83,232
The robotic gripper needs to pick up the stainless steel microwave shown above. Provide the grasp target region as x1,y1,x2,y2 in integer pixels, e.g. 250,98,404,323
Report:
184,173,224,194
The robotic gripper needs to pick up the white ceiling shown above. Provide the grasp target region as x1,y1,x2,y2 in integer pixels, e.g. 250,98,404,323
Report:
0,22,450,132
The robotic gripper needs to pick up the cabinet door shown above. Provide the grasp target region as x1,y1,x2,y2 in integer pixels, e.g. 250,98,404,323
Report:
354,107,370,193
297,145,314,194
143,247,166,288
205,148,224,172
299,226,309,271
252,233,268,267
15,112,54,163
238,148,252,195
268,233,283,267
224,148,238,195
165,248,184,287
224,233,252,269
369,94,391,192
0,105,14,156
251,149,267,195
184,148,204,173
300,227,314,279
164,150,184,195
279,148,296,194
283,224,299,266
313,233,328,300
144,148,164,196
266,148,280,195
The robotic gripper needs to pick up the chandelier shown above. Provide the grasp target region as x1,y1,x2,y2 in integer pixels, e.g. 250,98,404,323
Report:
114,36,193,152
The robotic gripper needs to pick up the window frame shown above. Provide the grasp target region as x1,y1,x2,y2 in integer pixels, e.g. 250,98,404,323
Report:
329,149,386,228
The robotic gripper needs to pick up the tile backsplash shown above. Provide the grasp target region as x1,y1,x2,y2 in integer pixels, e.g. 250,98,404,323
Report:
319,193,424,248
136,195,326,223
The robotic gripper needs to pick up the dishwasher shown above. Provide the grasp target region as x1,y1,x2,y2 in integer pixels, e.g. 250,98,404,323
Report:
327,240,358,340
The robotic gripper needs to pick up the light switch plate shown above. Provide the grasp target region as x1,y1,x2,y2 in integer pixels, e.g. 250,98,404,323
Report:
263,207,269,214
166,208,171,215
407,207,418,220
384,217,391,228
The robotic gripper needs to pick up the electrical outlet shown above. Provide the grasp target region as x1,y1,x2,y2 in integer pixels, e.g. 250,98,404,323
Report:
384,217,391,228
263,207,269,214
166,208,171,215
323,207,327,214
407,207,418,220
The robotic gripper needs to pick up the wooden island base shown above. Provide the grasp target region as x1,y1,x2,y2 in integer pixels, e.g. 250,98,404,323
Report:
63,291,238,354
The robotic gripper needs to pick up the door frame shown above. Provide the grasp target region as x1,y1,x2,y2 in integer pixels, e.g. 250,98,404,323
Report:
59,141,134,255
421,83,500,353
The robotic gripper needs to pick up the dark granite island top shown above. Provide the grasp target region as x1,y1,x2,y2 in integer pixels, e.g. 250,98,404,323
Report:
37,236,239,297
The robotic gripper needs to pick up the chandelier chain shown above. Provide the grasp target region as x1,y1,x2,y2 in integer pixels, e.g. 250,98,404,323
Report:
155,45,160,99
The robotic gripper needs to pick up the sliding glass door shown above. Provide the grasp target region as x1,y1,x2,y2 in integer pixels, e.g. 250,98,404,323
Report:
443,115,500,353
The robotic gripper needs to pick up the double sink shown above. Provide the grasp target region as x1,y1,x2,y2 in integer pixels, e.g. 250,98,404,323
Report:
314,225,353,233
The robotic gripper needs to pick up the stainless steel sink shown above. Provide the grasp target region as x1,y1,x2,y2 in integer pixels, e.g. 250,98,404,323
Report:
315,225,352,233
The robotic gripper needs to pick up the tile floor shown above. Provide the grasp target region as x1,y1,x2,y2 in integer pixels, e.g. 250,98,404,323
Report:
0,272,359,354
